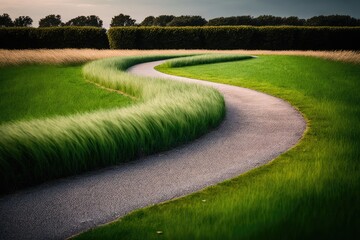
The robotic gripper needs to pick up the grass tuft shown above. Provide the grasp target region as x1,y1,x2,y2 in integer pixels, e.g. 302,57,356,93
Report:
160,54,254,68
0,55,225,193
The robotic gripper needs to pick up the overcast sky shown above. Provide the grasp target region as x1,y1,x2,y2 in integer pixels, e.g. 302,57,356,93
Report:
1,0,360,28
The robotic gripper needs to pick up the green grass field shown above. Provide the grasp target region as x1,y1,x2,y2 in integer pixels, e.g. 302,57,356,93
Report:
75,55,360,239
0,55,227,193
0,64,133,124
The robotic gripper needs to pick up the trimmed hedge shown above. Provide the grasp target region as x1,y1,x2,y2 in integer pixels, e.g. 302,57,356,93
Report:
108,27,203,49
108,26,360,50
1,26,359,50
0,27,109,49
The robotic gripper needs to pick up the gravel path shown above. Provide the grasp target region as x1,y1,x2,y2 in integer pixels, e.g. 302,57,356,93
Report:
0,60,306,240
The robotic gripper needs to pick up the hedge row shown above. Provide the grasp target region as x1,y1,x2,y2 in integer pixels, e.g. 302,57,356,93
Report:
108,26,360,50
0,27,109,49
1,26,359,50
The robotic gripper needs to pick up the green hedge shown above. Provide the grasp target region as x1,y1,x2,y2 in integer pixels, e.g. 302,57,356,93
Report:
0,27,109,49
108,27,203,49
1,26,359,50
108,26,360,50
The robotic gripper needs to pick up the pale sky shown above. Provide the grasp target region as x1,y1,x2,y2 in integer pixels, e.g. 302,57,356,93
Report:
1,0,359,28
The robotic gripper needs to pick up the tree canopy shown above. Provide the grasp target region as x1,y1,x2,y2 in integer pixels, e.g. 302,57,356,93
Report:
140,16,155,26
13,16,33,27
65,15,103,27
305,15,360,26
207,16,253,26
208,15,306,26
39,15,63,27
167,16,207,26
0,13,14,27
1,13,360,28
207,14,359,26
153,15,175,26
110,14,136,27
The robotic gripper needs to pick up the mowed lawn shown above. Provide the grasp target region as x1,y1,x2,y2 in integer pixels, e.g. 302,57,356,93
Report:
0,64,133,124
75,55,360,239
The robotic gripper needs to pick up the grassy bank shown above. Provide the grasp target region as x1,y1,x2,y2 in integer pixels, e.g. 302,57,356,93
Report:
0,64,133,123
1,49,359,66
0,55,226,193
76,55,360,239
160,54,254,68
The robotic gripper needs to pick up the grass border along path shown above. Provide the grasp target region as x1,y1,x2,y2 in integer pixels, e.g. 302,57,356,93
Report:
75,54,360,239
1,50,359,66
0,55,230,193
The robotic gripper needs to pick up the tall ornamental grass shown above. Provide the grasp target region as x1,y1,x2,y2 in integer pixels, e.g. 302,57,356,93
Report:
160,54,254,68
0,55,225,193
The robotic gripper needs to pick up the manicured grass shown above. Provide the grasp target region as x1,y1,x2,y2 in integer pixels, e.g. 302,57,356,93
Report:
75,55,360,239
0,55,225,193
0,64,133,124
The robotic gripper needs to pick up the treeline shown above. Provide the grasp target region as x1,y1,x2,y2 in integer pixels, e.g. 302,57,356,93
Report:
1,13,360,27
208,15,360,26
0,14,103,27
140,14,360,27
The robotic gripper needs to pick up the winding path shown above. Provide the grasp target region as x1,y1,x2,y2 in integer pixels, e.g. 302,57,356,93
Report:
0,59,306,240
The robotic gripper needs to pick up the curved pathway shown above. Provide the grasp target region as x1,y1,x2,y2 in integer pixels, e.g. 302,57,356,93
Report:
0,60,306,240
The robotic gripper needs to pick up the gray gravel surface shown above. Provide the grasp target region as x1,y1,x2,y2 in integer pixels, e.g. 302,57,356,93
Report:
0,60,306,240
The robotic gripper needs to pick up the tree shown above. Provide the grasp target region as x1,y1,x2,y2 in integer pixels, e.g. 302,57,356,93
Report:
283,16,305,26
255,15,284,26
13,16,33,27
167,15,207,26
65,16,87,26
306,15,360,26
207,16,254,26
0,13,14,27
153,15,175,26
39,14,63,27
65,15,103,27
208,17,234,26
233,16,254,25
86,15,103,27
110,14,136,27
141,16,155,26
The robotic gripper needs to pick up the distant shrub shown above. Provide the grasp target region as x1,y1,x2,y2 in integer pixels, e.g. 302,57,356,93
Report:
0,27,109,49
107,26,360,50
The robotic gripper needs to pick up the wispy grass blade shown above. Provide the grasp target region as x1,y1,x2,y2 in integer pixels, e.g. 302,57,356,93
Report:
161,54,254,68
0,55,225,193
